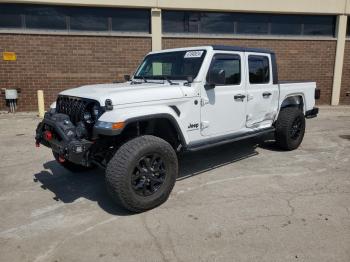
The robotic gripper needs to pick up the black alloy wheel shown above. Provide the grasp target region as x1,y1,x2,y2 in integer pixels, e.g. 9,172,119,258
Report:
290,115,303,140
131,154,166,197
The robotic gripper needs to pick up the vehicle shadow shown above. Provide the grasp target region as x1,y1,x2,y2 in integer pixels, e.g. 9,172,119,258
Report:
177,139,259,180
33,162,132,216
33,138,265,215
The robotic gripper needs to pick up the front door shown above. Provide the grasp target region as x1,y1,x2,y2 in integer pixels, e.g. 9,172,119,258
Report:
200,53,247,136
245,53,279,128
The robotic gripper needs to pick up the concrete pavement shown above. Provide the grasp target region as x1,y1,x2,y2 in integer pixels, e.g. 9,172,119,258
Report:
0,107,349,262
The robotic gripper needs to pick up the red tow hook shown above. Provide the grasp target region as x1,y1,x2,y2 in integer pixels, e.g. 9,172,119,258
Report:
58,156,66,163
44,130,53,141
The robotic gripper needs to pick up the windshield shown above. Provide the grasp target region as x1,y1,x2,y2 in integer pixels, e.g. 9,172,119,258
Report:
134,50,206,80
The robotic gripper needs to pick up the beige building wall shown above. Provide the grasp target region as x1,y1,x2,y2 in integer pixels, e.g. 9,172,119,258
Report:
4,0,350,14
2,0,350,105
151,8,162,51
332,15,348,105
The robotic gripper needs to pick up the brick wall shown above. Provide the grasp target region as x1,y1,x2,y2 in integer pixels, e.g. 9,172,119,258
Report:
340,40,350,105
0,34,151,111
163,38,336,104
0,35,337,111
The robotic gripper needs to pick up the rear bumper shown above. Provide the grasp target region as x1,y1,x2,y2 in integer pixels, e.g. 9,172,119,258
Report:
35,112,93,166
305,107,319,119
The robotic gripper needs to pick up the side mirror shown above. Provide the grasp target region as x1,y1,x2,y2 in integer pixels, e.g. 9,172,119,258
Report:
205,69,225,89
124,74,131,81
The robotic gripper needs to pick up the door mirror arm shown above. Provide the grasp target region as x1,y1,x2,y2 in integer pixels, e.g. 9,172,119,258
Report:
124,74,131,81
204,83,216,90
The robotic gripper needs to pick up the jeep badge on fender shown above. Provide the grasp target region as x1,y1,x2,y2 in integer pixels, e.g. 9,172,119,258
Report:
188,123,199,129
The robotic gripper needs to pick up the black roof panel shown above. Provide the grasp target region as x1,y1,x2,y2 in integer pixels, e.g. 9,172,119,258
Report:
212,45,274,54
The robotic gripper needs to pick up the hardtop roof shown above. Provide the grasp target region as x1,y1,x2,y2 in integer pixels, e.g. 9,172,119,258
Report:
211,45,275,54
149,45,275,55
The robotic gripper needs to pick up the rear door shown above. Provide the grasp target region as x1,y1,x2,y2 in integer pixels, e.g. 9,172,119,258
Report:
245,53,279,128
200,52,247,136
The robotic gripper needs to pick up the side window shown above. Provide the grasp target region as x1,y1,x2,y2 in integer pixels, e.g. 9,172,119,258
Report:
248,55,270,84
209,55,241,85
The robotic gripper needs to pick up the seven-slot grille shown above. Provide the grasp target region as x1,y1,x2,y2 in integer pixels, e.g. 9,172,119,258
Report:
56,96,96,124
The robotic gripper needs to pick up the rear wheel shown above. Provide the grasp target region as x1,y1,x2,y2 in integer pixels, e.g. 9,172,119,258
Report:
105,135,178,213
275,107,305,150
52,151,93,172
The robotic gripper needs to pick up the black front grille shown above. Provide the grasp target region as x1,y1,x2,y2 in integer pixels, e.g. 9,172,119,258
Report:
56,96,97,125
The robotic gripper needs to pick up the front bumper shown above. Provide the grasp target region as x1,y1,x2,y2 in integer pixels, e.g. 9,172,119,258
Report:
35,112,93,166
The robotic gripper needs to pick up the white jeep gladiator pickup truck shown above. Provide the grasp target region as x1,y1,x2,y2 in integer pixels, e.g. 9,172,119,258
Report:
35,45,319,212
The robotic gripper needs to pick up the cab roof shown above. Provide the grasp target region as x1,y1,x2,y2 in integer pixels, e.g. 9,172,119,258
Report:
211,45,275,54
150,45,275,55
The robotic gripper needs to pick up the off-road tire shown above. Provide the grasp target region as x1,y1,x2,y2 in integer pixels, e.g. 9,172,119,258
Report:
53,151,94,172
275,107,305,150
105,135,178,213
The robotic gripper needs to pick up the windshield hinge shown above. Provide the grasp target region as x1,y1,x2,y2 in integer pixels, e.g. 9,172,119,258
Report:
201,121,210,129
200,98,209,106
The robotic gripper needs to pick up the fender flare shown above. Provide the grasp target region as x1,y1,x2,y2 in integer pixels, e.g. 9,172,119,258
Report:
280,94,305,113
122,113,187,147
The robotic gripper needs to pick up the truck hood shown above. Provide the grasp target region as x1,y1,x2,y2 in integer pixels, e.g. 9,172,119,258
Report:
59,82,185,106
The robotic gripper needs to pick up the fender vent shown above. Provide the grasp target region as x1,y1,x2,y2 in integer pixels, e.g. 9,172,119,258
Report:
169,105,181,117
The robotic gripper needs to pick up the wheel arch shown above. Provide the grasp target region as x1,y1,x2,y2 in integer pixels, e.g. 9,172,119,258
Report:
120,113,187,150
280,94,305,113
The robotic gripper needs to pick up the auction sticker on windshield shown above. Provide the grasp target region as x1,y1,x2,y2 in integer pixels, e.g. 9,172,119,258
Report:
184,51,204,58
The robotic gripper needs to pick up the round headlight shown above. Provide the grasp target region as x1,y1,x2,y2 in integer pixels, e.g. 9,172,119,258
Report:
83,111,92,122
92,105,100,117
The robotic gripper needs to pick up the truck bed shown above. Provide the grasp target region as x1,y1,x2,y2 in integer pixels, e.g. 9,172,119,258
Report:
278,81,317,112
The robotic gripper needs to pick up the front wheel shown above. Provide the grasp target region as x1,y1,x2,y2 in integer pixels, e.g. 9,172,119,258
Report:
105,135,178,213
275,107,306,150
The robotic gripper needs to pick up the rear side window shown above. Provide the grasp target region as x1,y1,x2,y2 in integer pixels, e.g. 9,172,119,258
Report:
248,55,270,84
210,55,241,85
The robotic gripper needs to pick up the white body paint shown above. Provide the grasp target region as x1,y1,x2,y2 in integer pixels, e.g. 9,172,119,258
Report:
57,46,317,146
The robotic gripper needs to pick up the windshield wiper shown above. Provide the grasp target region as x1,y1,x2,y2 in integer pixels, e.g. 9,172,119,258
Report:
130,76,148,85
159,76,179,85
133,76,179,85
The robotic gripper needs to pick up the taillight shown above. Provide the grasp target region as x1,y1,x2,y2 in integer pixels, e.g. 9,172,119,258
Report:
44,131,53,141
315,89,321,100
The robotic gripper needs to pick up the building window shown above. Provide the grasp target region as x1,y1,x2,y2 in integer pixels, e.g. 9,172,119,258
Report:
162,11,186,33
200,13,235,34
236,14,269,35
302,15,335,36
0,4,150,33
347,17,350,36
111,9,150,32
163,11,336,37
248,56,270,84
69,7,109,31
0,5,22,28
25,5,67,30
270,15,302,35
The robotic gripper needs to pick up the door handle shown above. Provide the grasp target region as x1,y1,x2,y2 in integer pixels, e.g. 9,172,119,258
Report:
234,94,246,101
262,92,272,98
